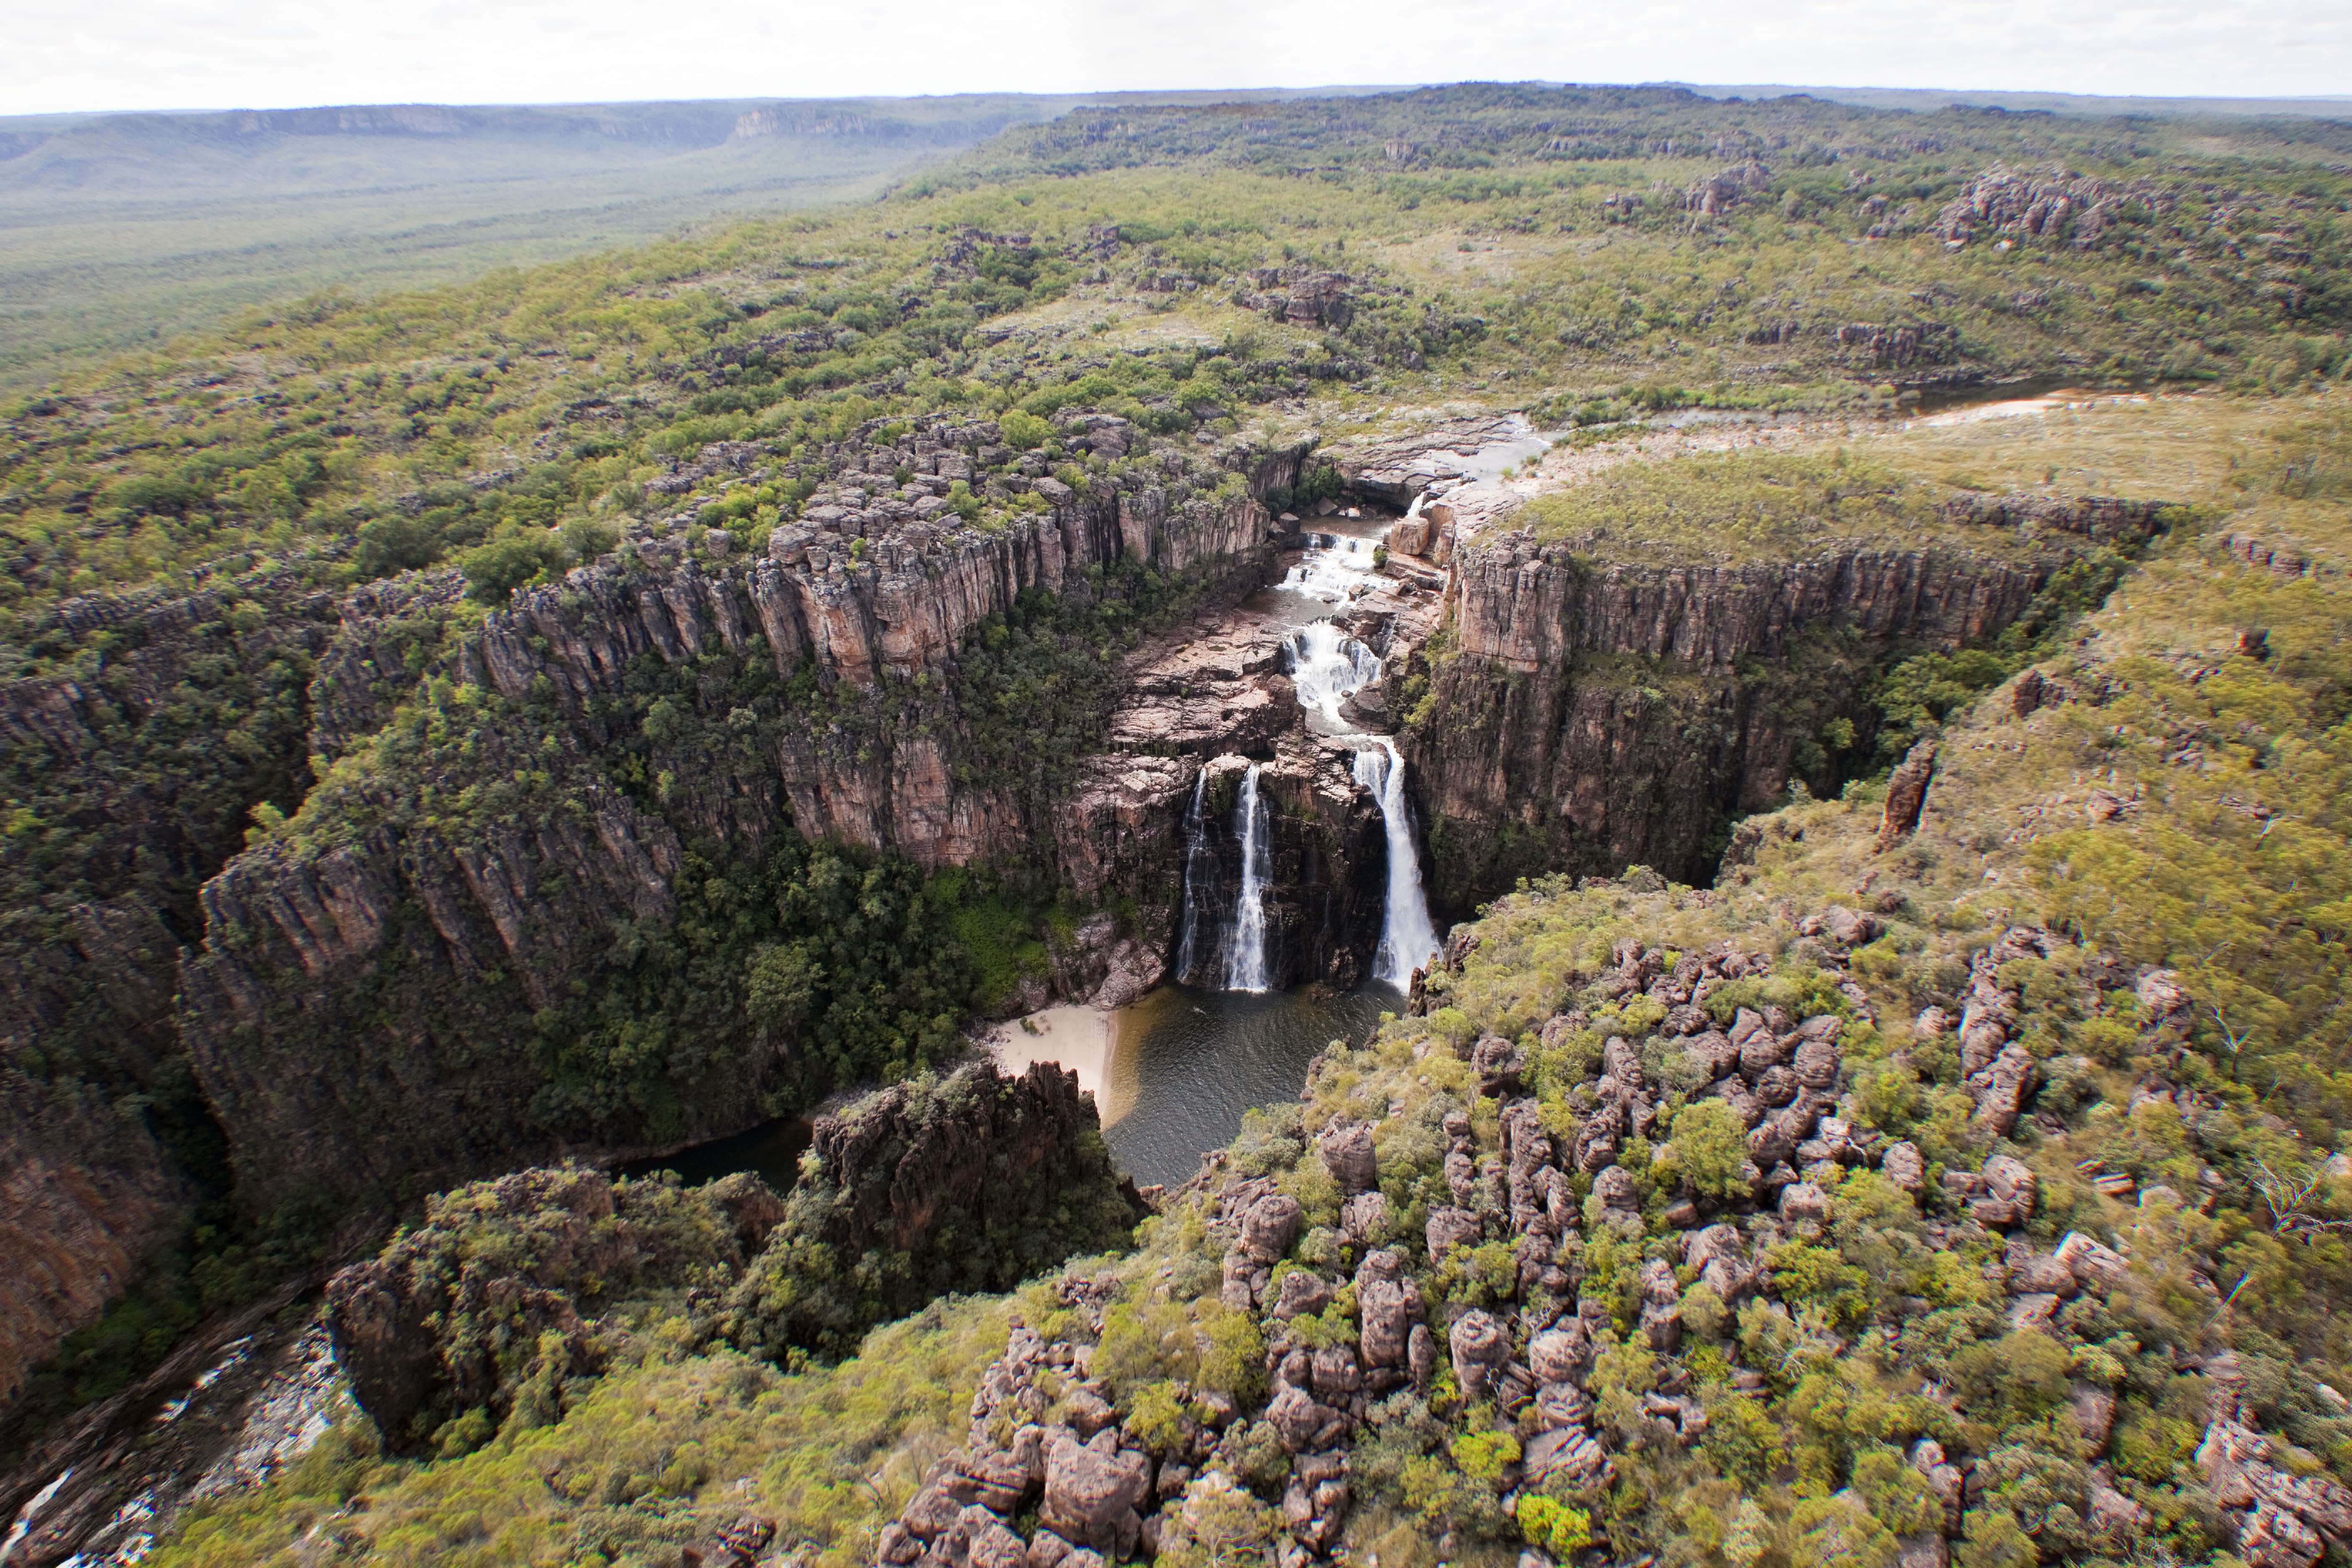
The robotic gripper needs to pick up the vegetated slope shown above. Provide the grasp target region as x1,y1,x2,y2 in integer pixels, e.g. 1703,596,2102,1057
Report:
132,406,2352,1568
0,96,1074,389
0,87,1406,389
3,79,2350,1451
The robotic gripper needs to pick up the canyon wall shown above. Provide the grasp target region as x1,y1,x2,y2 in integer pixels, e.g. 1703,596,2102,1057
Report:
0,575,338,1407
180,425,1292,1217
1403,500,2165,910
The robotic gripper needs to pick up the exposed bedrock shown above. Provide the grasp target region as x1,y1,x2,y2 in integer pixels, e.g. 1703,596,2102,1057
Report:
0,1074,193,1408
178,449,1305,1216
1405,505,2163,909
0,571,339,1409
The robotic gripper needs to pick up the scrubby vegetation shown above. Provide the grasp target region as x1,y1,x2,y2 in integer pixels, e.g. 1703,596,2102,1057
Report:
11,79,2352,1568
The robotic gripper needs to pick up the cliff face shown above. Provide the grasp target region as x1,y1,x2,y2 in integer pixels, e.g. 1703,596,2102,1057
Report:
0,1075,191,1407
179,431,1288,1217
1163,744,1387,992
0,573,335,1407
1404,501,2165,908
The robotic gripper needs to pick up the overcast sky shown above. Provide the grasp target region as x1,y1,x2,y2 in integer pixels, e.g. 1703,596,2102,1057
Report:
8,0,2349,117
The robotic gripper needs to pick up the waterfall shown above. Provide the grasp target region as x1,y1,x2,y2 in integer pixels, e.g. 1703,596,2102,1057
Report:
1280,531,1379,603
1172,765,1214,983
1286,623,1384,728
1353,738,1439,988
1223,764,1273,993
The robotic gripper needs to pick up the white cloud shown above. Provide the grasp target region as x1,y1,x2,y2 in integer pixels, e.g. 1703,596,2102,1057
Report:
7,0,2348,116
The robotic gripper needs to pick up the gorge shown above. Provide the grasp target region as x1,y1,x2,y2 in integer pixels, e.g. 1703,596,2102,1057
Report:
3,79,2349,1568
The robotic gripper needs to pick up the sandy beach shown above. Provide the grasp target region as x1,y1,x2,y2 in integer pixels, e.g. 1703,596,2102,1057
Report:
986,1005,1129,1124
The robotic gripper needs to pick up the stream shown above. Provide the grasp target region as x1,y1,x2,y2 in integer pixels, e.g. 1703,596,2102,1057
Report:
632,523,1442,1202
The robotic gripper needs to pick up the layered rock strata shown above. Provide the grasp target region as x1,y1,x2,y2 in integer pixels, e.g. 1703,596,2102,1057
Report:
178,420,1294,1213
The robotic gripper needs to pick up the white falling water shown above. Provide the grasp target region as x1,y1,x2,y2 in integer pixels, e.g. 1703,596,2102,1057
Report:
1172,766,1213,983
1353,738,1439,988
1279,532,1380,603
1286,622,1384,728
1223,764,1273,993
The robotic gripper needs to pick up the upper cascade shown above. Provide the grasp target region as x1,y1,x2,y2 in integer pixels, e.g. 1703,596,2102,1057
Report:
1285,621,1384,730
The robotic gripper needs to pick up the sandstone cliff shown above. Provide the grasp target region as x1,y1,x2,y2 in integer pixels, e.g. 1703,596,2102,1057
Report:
0,572,336,1407
1402,496,2166,908
178,419,1291,1218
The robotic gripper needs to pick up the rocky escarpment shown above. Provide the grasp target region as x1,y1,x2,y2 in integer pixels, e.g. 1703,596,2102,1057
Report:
178,419,1292,1216
726,1060,1149,1359
1400,495,2167,908
0,1074,192,1408
864,900,2350,1568
326,1164,785,1452
0,570,338,1406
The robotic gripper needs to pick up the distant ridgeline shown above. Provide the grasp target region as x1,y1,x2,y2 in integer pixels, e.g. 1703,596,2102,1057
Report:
0,83,2349,1564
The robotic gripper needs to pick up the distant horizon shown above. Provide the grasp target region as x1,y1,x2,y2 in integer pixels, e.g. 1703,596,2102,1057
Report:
10,0,2349,120
5,79,2349,126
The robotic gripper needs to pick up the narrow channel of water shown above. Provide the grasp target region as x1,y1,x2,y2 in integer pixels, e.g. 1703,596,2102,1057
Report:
616,1117,813,1190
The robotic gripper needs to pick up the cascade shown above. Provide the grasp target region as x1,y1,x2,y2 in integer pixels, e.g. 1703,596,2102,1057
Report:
1279,531,1379,603
1223,764,1272,993
1352,738,1439,988
1172,765,1215,983
1285,622,1383,728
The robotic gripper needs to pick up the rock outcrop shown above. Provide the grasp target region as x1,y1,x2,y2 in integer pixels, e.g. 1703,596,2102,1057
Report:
727,1060,1148,1359
325,1163,784,1451
1405,503,2164,906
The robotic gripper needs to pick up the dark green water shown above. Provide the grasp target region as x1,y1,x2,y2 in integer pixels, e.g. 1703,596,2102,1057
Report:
617,1115,813,1190
1102,982,1400,1190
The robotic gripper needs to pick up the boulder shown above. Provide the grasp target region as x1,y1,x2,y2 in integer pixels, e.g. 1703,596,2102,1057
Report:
1236,1194,1304,1262
2006,1293,2061,1333
2070,1384,2117,1453
1340,1191,1387,1242
1529,1323,1591,1385
1318,1122,1378,1194
1357,1251,1417,1367
1778,1182,1828,1223
1523,1426,1609,1485
1821,907,1882,947
1449,1310,1511,1400
1979,1154,2037,1221
1533,1380,1593,1430
1793,1038,1840,1090
1882,1141,1925,1192
2088,1483,2150,1536
2054,1230,2129,1290
1041,1431,1150,1556
1426,1206,1484,1258
1266,1385,1348,1453
1273,1270,1335,1320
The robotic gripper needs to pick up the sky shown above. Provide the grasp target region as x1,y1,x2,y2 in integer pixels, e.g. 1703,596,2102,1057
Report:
7,0,2349,117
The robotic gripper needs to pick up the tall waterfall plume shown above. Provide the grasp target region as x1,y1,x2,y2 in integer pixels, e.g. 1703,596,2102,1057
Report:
1223,763,1273,993
1173,765,1214,983
1353,738,1439,988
